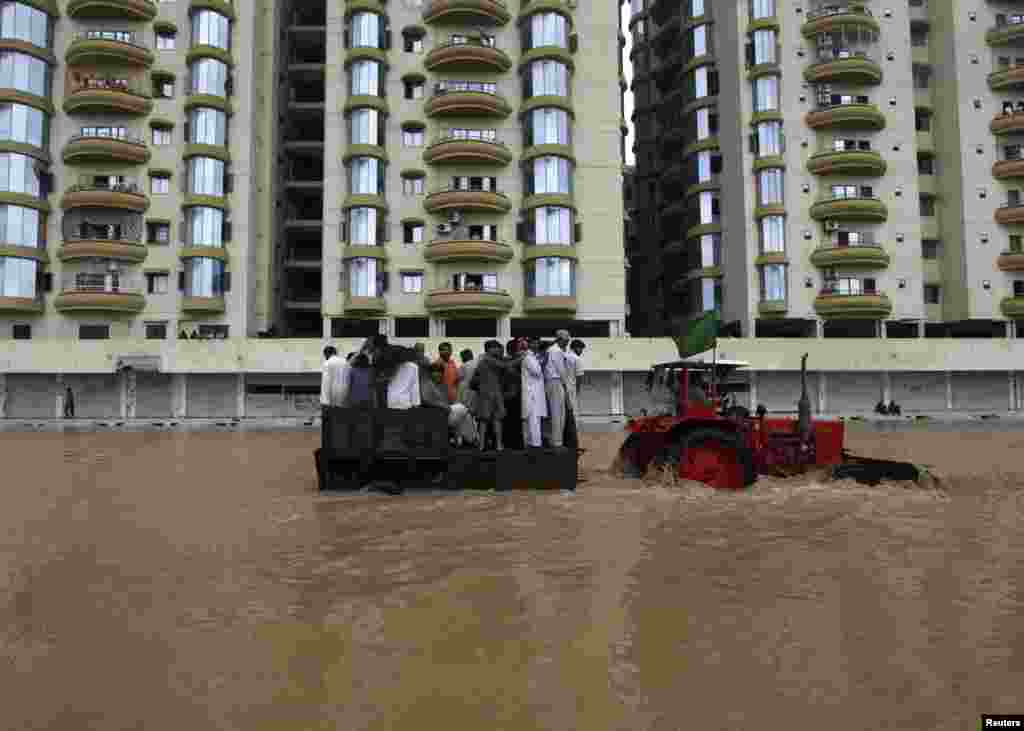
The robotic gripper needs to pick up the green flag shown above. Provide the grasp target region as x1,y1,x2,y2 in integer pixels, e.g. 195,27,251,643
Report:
672,310,720,360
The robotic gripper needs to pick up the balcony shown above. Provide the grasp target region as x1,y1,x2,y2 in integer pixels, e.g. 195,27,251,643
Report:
1000,296,1024,318
0,293,43,313
425,88,512,118
61,179,149,213
997,249,1024,272
987,14,1024,45
813,290,892,319
995,202,1024,225
425,287,513,314
989,63,1024,91
809,196,887,222
182,295,226,313
59,234,147,263
424,39,512,72
66,31,154,67
344,295,386,314
424,187,511,214
423,0,511,26
54,274,145,313
424,238,514,263
809,242,890,268
522,294,577,313
801,5,879,37
423,136,512,165
991,109,1024,134
806,102,886,130
806,149,887,176
804,51,882,85
993,153,1024,179
63,131,149,165
63,78,153,116
67,0,157,20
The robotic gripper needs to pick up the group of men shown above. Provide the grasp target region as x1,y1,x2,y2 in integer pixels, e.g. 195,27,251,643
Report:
319,330,586,451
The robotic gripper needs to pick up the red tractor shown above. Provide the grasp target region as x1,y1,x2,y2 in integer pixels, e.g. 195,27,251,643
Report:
617,353,922,489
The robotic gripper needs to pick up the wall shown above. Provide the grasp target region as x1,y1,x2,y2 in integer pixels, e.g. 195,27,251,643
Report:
63,374,120,419
890,371,947,410
187,375,239,417
826,371,882,412
136,373,173,418
951,372,1010,411
6,375,55,418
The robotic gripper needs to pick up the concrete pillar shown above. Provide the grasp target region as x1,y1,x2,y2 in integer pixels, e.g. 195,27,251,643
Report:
918,321,925,338
749,371,758,410
814,320,824,338
322,317,331,339
0,373,6,418
172,374,187,418
121,368,137,419
55,373,64,418
878,320,887,338
237,373,246,418
1007,321,1015,340
1010,371,1017,411
945,371,953,410
817,371,827,414
430,318,444,337
881,371,891,404
378,318,389,336
610,371,624,417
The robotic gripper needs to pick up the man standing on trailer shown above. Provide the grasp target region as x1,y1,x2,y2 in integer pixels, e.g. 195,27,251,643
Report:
320,345,348,448
435,342,460,403
543,329,570,449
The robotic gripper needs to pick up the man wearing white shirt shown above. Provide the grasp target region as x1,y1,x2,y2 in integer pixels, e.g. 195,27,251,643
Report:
564,338,586,449
320,346,348,449
542,329,570,448
386,359,421,409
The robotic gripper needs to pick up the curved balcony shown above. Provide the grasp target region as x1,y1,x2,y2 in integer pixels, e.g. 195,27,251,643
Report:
62,133,150,165
0,294,43,313
344,296,387,314
801,5,879,37
986,18,1024,46
989,65,1024,91
993,159,1024,180
424,40,512,72
66,32,154,67
423,137,512,165
63,81,153,116
54,288,146,314
813,292,892,320
67,0,157,20
809,197,887,222
807,149,887,176
810,243,890,269
997,251,1024,272
1000,296,1024,318
425,90,512,118
995,203,1024,225
991,112,1024,135
61,182,149,213
522,295,577,313
423,0,511,26
805,102,886,130
804,54,882,85
424,188,511,214
424,239,514,263
181,295,225,313
59,239,147,264
425,288,514,314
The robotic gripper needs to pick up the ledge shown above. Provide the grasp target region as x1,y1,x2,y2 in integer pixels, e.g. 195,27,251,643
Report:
0,89,53,115
755,253,787,266
520,143,574,164
518,46,574,71
807,150,887,176
424,189,511,214
186,44,233,68
992,159,1024,180
183,194,230,210
746,63,780,81
0,38,57,65
803,57,883,85
54,290,146,313
425,288,514,314
63,88,153,116
424,138,512,165
0,244,48,263
680,137,719,158
995,205,1024,225
810,244,890,269
342,144,388,163
153,20,178,34
749,111,783,126
517,0,573,25
343,95,389,115
19,0,59,16
425,91,512,118
342,194,388,211
0,191,49,212
805,103,886,130
519,95,574,117
991,113,1024,135
188,0,235,20
62,188,149,213
813,292,892,320
66,36,154,68
687,266,723,280
989,66,1024,91
520,192,574,211
686,222,722,240
341,245,389,261
63,136,150,165
522,294,576,313
183,143,231,162
520,244,576,262
67,0,155,20
425,43,512,72
0,140,49,164
987,23,1024,46
184,94,233,114
1000,296,1024,318
809,197,888,222
179,245,228,261
423,0,512,26
181,295,226,313
754,206,786,219
344,296,387,314
344,0,385,14
801,9,879,37
424,239,513,262
59,240,147,263
0,295,44,313
997,251,1024,272
684,181,720,198
758,300,788,317
343,46,389,69
752,155,786,172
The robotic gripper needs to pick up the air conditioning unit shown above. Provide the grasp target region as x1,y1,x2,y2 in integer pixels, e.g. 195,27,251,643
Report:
437,223,453,234
825,222,840,231
448,210,462,223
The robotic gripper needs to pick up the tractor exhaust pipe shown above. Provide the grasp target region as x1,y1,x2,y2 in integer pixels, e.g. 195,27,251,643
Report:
797,352,812,444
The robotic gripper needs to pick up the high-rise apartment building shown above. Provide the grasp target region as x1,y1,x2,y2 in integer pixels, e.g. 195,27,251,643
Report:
626,0,1024,340
0,0,625,342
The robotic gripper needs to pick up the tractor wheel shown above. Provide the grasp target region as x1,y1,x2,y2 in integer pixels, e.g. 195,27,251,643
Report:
676,428,756,490
617,433,648,478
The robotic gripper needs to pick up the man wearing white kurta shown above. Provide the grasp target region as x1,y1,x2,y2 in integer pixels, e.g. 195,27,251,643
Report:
521,340,547,447
320,346,349,449
387,360,421,409
542,330,569,448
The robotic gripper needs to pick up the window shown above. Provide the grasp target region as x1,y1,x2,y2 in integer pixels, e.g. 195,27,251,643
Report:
830,184,872,199
0,102,44,147
12,323,30,339
534,206,572,244
188,107,226,145
402,128,424,146
79,324,110,340
347,257,382,297
145,272,169,294
753,75,778,111
452,175,496,192
188,156,225,196
922,239,940,258
453,272,499,292
692,24,707,56
528,12,568,49
402,176,424,195
527,258,573,296
348,207,379,245
0,51,48,96
191,9,230,50
189,57,228,96
752,29,776,65
757,168,784,205
911,29,928,47
150,174,170,194
527,107,569,146
0,203,37,246
188,206,224,247
155,79,174,98
401,271,423,293
924,284,941,304
918,156,934,174
403,222,423,244
403,33,423,53
156,31,175,50
1011,235,1023,253
1015,280,1024,297
915,110,931,131
696,150,721,182
197,324,229,339
145,321,168,339
147,221,170,243
350,60,381,96
152,127,172,145
528,156,572,195
751,0,773,19
437,79,496,95
0,254,35,297
404,79,425,99
448,127,498,142
698,191,720,224
350,12,382,48
349,108,380,145
753,120,782,156
700,234,720,267
0,2,49,49
349,156,382,194
920,195,935,216
526,60,569,97
467,224,498,240
760,216,785,253
761,263,786,301
694,107,719,140
184,257,226,297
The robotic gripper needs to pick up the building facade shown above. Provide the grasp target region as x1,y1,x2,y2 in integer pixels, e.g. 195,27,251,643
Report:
0,0,626,342
626,0,1024,340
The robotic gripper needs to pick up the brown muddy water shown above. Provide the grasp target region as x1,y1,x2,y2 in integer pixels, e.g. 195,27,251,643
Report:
1,428,1022,730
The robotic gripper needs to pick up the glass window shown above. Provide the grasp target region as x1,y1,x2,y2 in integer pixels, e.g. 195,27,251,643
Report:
530,156,572,195
191,9,230,50
696,150,714,183
350,60,381,96
349,207,378,245
755,120,782,156
401,272,423,293
189,58,228,96
690,0,705,16
694,65,709,98
528,107,570,146
156,32,175,50
403,222,423,244
188,107,226,146
695,108,712,140
349,156,380,194
150,174,170,194
698,191,718,224
700,234,719,267
534,206,572,245
761,264,786,301
753,76,778,111
404,79,425,99
188,156,225,196
349,108,379,145
0,51,47,96
152,127,171,145
753,29,776,64
402,128,424,146
402,176,424,195
751,0,774,19
348,257,379,297
528,257,574,296
0,102,43,147
0,2,48,49
528,60,569,97
184,256,226,297
0,203,37,247
0,152,39,195
760,215,785,253
0,254,35,297
758,168,783,205
699,278,720,312
187,206,224,246
350,12,381,48
529,12,567,49
692,25,707,56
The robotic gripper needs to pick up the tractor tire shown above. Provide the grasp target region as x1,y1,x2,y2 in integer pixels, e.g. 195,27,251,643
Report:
676,427,757,490
617,433,648,478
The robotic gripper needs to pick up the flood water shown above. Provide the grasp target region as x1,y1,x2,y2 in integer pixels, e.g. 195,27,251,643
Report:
1,428,1022,730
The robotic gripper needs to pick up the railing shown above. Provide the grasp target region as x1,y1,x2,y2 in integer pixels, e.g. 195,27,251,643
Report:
814,48,875,63
439,36,498,51
445,285,507,294
433,133,504,146
819,284,878,296
68,77,151,98
815,95,871,109
818,236,881,248
75,30,147,47
997,103,1024,116
431,185,506,195
806,4,872,21
1000,200,1024,209
822,191,879,201
68,130,146,145
65,228,142,243
62,273,143,293
66,179,143,195
434,81,499,96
